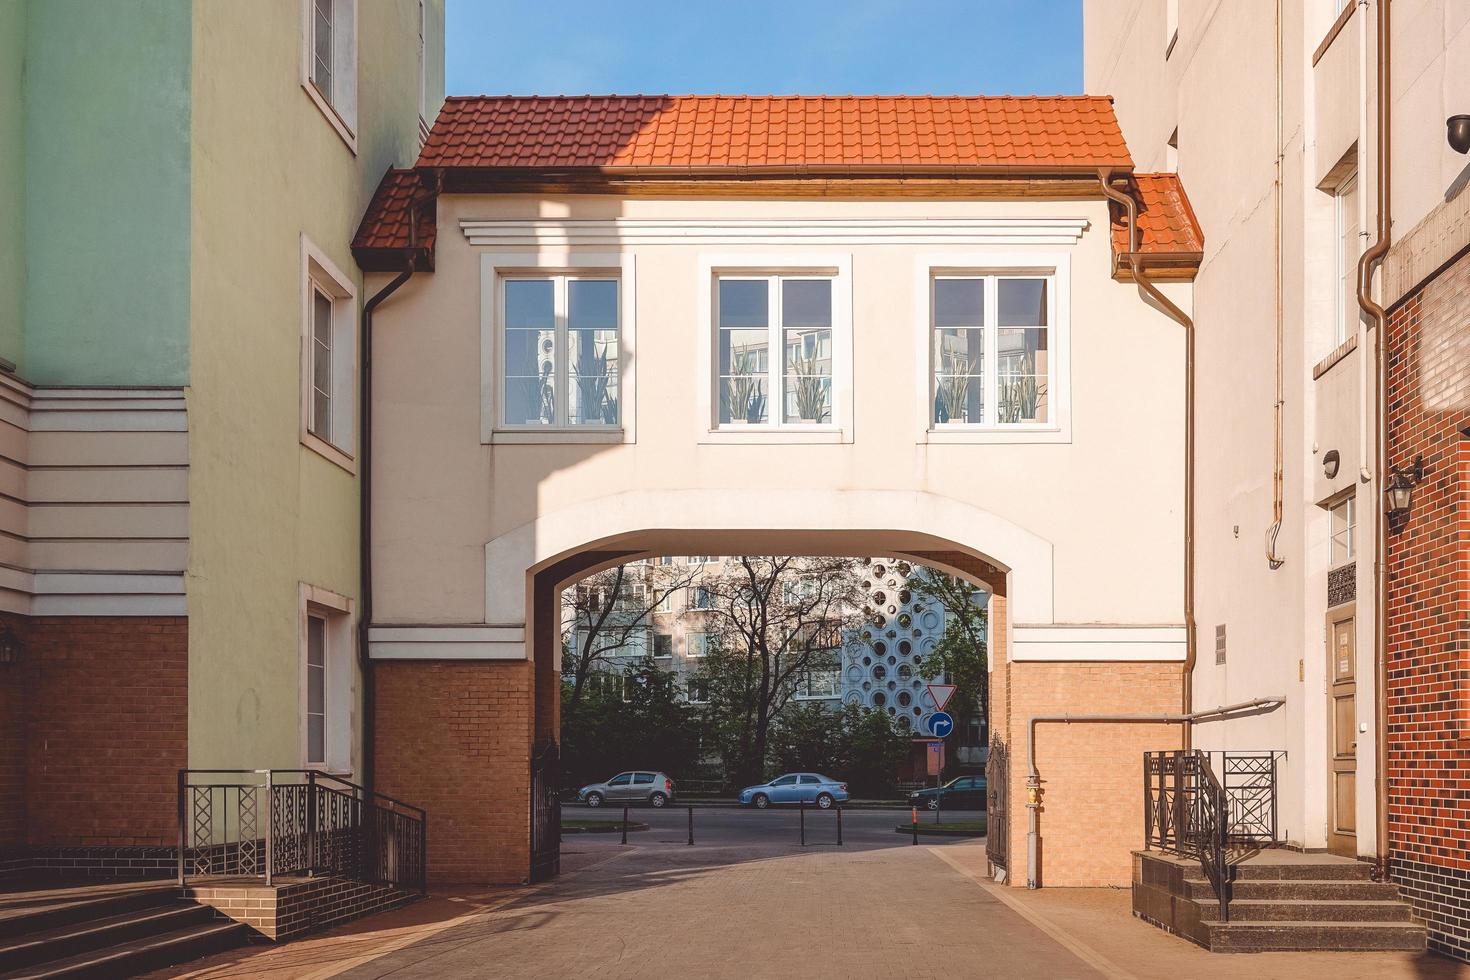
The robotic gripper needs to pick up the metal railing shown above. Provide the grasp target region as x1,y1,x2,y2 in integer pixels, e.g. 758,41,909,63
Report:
986,740,1008,873
177,770,427,893
1143,750,1279,922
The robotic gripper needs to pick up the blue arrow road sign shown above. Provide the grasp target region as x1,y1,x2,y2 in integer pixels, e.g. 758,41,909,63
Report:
927,711,955,738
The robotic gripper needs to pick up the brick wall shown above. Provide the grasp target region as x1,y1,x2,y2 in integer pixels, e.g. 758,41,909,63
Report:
1385,248,1470,961
998,654,1183,887
374,660,533,884
6,616,188,848
0,614,25,851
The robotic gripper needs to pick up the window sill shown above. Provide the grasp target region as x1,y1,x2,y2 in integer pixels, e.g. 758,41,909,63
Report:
302,431,357,473
491,428,627,445
921,426,1070,445
1312,1,1356,67
302,80,359,155
1312,333,1358,380
699,426,849,445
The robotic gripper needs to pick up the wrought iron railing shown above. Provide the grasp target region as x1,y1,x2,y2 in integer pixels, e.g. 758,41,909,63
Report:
1143,750,1279,922
177,770,427,893
986,740,1008,872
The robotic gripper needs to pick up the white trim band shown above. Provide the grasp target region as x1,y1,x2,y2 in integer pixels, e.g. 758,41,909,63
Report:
369,624,528,661
462,217,1091,248
1010,624,1187,662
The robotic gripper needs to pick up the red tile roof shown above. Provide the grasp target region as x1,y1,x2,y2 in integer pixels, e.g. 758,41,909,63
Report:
352,168,435,270
416,95,1134,172
1110,173,1204,256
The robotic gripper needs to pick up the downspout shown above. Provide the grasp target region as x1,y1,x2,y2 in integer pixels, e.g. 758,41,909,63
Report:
1098,170,1197,730
1354,0,1392,883
355,172,435,793
1265,0,1287,568
1023,697,1287,889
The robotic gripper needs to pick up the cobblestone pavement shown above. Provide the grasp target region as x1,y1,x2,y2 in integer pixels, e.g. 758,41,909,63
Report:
160,840,1470,980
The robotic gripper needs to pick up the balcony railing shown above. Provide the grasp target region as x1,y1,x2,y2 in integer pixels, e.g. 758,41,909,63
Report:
177,769,427,893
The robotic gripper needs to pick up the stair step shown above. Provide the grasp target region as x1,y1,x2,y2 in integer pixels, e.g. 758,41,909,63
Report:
0,905,214,972
1197,899,1415,923
1203,920,1427,953
1229,861,1375,881
1186,878,1401,902
0,921,249,979
0,888,176,941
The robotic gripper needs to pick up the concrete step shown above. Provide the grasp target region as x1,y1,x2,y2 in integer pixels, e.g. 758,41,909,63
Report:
1202,920,1427,953
0,905,215,973
0,887,175,942
1196,899,1416,923
1184,877,1401,902
1227,860,1375,881
0,920,249,979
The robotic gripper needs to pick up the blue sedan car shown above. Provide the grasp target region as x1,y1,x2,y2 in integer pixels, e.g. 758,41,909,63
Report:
739,773,849,809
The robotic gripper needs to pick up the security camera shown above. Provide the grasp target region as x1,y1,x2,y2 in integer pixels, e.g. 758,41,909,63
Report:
1449,115,1470,155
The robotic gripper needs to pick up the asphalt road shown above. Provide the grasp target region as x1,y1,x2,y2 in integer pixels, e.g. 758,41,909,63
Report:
561,803,985,851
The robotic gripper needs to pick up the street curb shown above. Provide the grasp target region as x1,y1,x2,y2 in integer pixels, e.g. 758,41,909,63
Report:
563,822,650,834
894,825,987,837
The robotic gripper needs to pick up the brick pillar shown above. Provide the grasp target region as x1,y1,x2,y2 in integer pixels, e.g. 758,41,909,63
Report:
374,660,533,884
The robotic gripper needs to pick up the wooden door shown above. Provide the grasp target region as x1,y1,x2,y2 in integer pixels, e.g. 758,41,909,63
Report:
1327,616,1357,857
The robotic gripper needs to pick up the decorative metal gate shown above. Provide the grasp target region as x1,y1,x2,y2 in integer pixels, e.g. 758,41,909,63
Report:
986,740,1008,873
530,740,561,882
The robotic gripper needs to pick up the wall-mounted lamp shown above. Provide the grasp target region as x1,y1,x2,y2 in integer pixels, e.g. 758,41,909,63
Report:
1385,455,1425,520
0,625,21,667
1449,115,1470,155
1322,449,1341,479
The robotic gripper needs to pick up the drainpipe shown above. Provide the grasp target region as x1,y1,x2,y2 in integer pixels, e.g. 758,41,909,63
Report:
355,174,435,799
1354,0,1392,884
1098,170,1197,731
1265,0,1287,569
1023,697,1287,889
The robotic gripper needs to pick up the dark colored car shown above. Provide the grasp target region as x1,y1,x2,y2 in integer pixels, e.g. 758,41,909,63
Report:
908,775,987,811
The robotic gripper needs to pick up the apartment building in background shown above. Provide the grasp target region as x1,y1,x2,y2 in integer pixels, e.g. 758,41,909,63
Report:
1086,0,1470,960
0,0,443,872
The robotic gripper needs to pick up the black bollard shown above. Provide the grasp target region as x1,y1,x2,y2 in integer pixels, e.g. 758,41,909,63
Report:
837,805,844,846
800,799,806,846
621,805,629,845
687,806,694,846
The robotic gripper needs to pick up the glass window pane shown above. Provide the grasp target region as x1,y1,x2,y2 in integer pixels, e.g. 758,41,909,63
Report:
505,280,554,329
784,327,831,423
934,279,984,327
782,279,831,328
308,715,324,765
718,279,768,328
719,324,770,424
999,278,1047,326
569,327,618,425
504,280,556,425
569,279,618,330
312,390,331,439
933,326,983,425
997,327,1049,423
313,0,333,99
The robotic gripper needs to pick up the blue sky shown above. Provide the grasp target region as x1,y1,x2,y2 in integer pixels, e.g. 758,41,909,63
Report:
445,1,1082,97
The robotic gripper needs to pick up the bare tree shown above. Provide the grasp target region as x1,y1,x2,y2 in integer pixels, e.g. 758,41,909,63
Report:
561,561,699,709
699,556,864,784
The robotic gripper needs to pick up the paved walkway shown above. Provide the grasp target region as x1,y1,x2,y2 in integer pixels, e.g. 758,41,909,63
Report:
158,842,1469,980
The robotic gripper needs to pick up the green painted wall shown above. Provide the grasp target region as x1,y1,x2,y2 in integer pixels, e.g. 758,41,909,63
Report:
0,1,24,370
23,0,191,385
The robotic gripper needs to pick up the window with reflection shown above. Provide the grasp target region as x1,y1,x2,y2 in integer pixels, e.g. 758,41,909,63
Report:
502,276,619,427
716,275,833,426
931,273,1051,427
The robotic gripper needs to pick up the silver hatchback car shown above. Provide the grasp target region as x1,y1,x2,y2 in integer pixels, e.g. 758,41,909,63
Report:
578,771,677,808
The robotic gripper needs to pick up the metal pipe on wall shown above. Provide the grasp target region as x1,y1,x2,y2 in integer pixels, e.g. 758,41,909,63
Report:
1265,0,1287,569
1023,697,1287,889
1353,0,1393,884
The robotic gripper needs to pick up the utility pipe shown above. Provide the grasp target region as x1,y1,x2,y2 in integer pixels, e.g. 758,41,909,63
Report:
1098,170,1197,733
1023,697,1288,889
1266,0,1287,569
1353,0,1392,883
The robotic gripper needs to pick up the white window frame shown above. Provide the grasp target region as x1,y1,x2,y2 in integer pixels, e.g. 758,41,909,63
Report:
653,632,674,659
481,252,637,444
300,0,358,153
915,252,1072,445
1333,172,1361,349
686,678,710,704
696,253,853,444
688,586,712,611
298,583,355,774
686,631,709,658
301,236,358,471
1329,494,1356,568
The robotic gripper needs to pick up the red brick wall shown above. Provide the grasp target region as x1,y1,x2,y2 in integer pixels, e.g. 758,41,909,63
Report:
374,660,533,884
1385,249,1470,960
0,615,25,850
7,616,188,848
